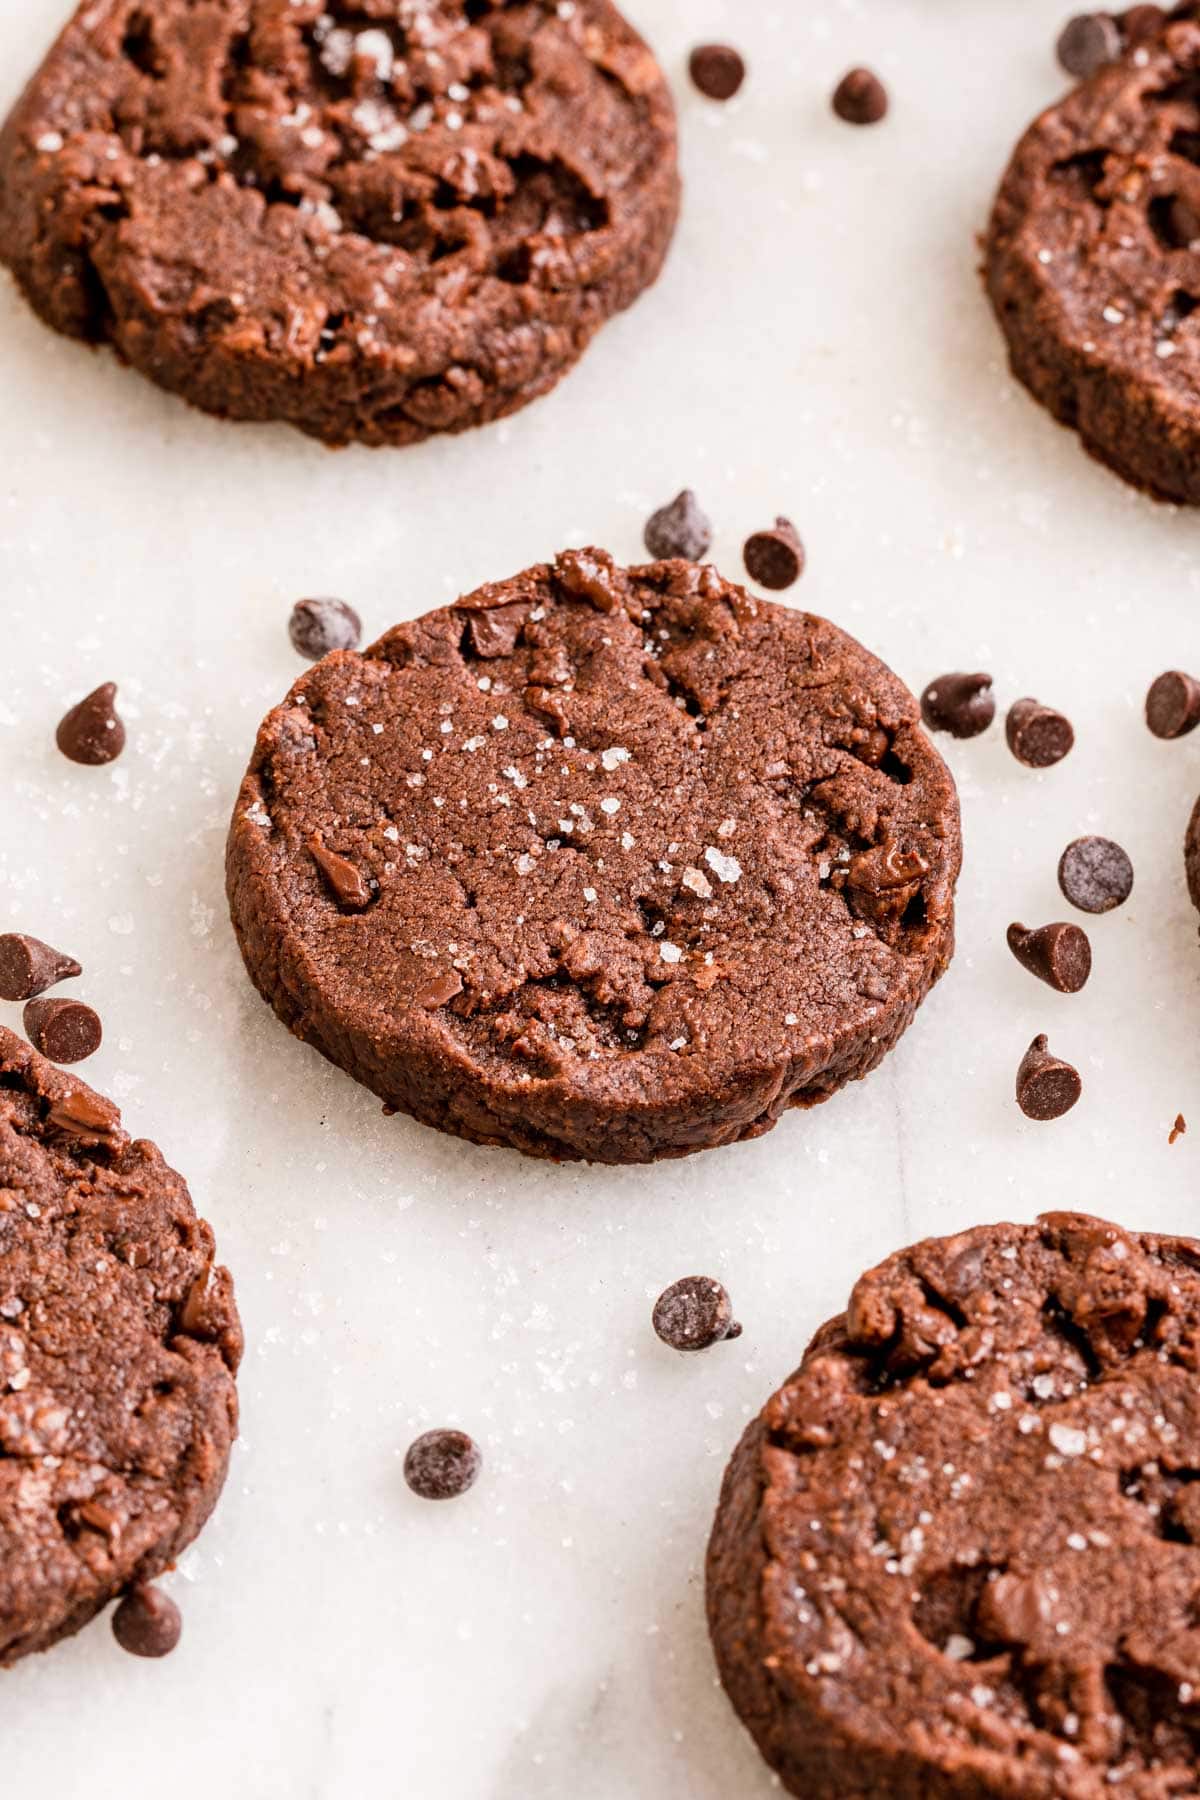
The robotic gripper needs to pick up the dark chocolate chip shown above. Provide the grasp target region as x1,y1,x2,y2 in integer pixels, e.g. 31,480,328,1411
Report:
689,44,746,102
1056,13,1122,77
1058,836,1134,913
1006,698,1075,769
111,1583,182,1658
45,1086,121,1145
652,1275,742,1352
920,673,995,740
23,997,102,1064
832,68,889,126
288,597,362,661
1016,1034,1082,1122
1007,922,1093,993
403,1429,482,1501
1120,4,1167,43
743,518,805,591
644,490,713,562
55,683,125,766
1145,670,1200,739
1171,1112,1188,1145
0,933,81,1002
309,837,373,909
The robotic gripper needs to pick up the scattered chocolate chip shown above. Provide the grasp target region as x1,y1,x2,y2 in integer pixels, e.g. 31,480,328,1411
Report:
832,68,889,126
743,518,805,591
1058,836,1134,913
1170,1112,1188,1145
644,489,713,562
403,1429,482,1501
1120,4,1167,44
1016,1034,1082,1122
652,1275,742,1353
1056,12,1122,77
1005,698,1075,769
0,933,81,1002
1007,921,1093,993
288,597,362,661
309,837,373,909
55,683,125,766
1145,670,1200,739
689,44,746,102
920,672,995,740
111,1583,182,1658
22,997,102,1064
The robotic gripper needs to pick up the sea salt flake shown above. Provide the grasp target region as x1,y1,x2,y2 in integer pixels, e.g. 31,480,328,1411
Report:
600,797,621,815
705,847,742,884
681,867,713,899
659,941,682,964
1048,1424,1087,1459
945,1635,975,1662
601,746,630,772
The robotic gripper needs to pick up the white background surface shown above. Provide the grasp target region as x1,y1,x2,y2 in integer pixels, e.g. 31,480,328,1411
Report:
2,2,1200,1794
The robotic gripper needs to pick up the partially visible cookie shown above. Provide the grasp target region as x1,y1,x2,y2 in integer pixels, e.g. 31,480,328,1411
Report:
0,0,678,447
0,1027,241,1667
227,550,960,1165
1185,791,1200,914
708,1212,1200,1798
985,17,1200,501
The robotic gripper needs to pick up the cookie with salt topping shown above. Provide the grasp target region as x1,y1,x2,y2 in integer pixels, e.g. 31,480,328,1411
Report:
709,1211,1200,1796
227,551,959,1163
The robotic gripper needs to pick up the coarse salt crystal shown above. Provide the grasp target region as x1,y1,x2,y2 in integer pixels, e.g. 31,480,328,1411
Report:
600,797,620,815
659,941,682,964
705,847,742,884
1048,1424,1087,1458
601,747,630,771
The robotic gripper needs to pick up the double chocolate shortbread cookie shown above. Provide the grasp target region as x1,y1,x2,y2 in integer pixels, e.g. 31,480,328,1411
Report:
0,1027,241,1666
986,16,1200,502
708,1212,1200,1798
0,0,678,447
227,552,960,1164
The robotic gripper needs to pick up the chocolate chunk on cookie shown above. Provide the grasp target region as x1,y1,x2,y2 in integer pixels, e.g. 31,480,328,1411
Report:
0,1,678,448
985,18,1200,501
708,1211,1200,1798
0,1027,241,1667
226,552,960,1164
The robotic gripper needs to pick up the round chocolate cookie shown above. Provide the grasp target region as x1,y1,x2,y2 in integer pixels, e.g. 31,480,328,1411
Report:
0,1,678,448
708,1211,1200,1798
1184,792,1200,915
226,551,960,1164
985,16,1200,502
0,1027,241,1666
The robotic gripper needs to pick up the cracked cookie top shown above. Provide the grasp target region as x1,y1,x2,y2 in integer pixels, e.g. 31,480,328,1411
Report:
0,0,678,445
986,16,1200,501
722,1213,1200,1797
0,1027,241,1666
226,553,959,1161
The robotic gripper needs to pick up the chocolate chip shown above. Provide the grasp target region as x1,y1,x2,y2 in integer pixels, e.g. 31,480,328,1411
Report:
22,997,102,1064
743,518,805,591
1146,670,1200,739
644,489,713,562
689,44,746,101
0,934,81,1002
1171,1112,1188,1145
111,1583,182,1658
1005,698,1075,769
1120,4,1167,43
1016,1034,1083,1121
920,672,995,740
46,1086,121,1145
403,1429,482,1501
55,683,125,766
1058,836,1134,913
1007,922,1093,993
288,597,362,661
832,68,889,126
309,837,373,909
1056,13,1122,77
652,1276,742,1352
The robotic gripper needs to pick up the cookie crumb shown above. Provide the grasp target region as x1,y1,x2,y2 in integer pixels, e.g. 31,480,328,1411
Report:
1170,1113,1187,1145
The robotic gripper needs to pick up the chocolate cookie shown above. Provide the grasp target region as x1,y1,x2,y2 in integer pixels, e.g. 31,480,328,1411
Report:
226,551,960,1164
708,1211,1200,1798
985,16,1200,502
1185,792,1200,915
0,1027,241,1666
0,1,678,448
